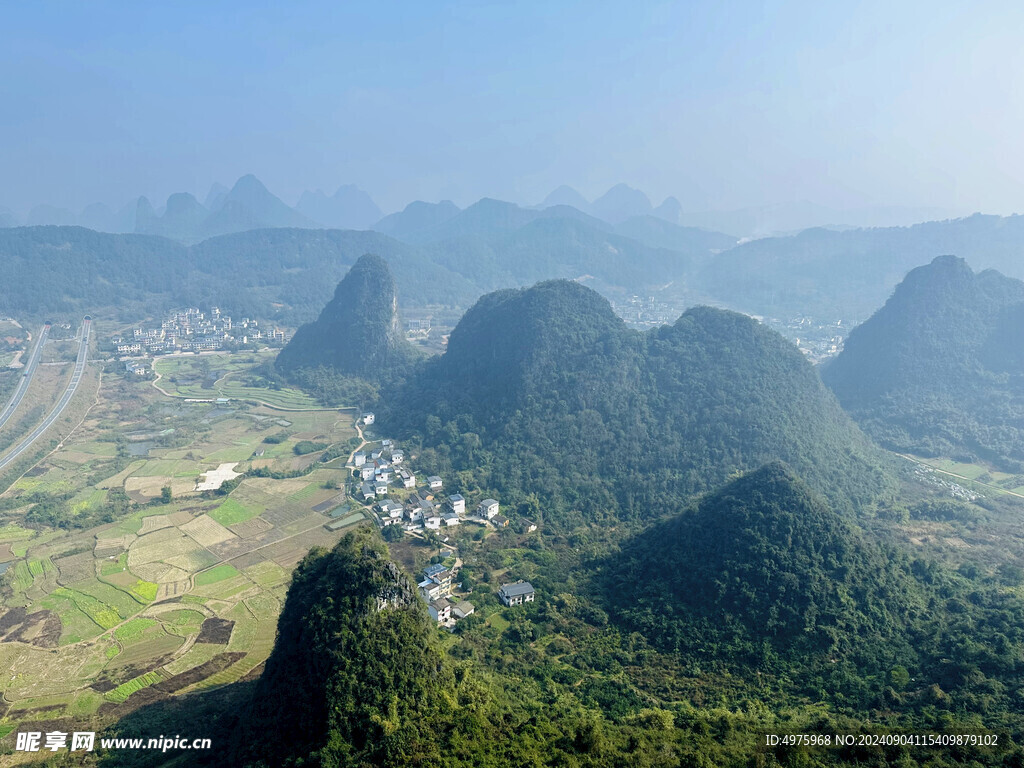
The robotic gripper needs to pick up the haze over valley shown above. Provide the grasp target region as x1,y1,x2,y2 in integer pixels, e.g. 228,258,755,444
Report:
3,3,1024,766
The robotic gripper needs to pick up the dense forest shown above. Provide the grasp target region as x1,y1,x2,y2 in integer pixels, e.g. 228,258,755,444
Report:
0,226,470,323
99,516,1024,768
823,256,1024,470
388,278,891,528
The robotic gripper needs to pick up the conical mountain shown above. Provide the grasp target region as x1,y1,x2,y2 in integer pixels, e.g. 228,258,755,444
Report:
538,184,591,212
275,253,415,379
201,174,314,237
590,183,654,223
296,184,383,230
823,255,1024,468
229,529,452,766
603,462,920,660
137,192,209,240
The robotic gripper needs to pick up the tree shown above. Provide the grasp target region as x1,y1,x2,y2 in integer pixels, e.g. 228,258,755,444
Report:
161,486,173,504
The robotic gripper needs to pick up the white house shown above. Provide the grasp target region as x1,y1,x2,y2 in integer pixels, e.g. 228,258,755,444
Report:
442,510,460,527
428,476,443,491
448,494,465,516
379,500,404,519
427,597,451,623
406,506,423,524
425,514,442,530
498,581,535,607
419,579,445,601
360,465,376,481
374,482,388,496
353,452,366,467
362,412,375,425
401,470,416,489
391,450,404,464
452,600,475,619
478,499,500,519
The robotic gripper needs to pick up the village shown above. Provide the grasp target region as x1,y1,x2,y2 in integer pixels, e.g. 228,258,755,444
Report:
350,411,537,629
111,306,290,357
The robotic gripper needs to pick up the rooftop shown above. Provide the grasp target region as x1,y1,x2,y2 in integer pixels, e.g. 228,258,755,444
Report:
499,581,535,598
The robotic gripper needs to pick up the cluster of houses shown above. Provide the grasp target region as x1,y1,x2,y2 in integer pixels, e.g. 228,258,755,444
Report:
416,561,536,628
352,438,524,533
112,307,288,357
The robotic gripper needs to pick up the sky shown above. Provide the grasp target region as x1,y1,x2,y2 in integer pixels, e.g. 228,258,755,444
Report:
2,0,1023,217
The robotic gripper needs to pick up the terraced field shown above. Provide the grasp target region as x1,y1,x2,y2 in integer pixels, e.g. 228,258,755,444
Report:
0,346,366,735
152,352,329,409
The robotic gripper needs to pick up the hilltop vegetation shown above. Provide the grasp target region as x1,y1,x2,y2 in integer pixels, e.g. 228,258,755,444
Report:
603,463,922,666
230,530,454,767
0,226,472,323
275,254,418,386
391,279,890,526
823,256,1024,470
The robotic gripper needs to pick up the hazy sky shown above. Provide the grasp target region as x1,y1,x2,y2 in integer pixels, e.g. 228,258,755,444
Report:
2,0,1023,216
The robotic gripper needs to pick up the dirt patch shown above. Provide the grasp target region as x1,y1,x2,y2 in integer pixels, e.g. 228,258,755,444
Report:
154,652,245,693
196,617,235,644
4,610,61,648
0,606,27,634
24,466,47,477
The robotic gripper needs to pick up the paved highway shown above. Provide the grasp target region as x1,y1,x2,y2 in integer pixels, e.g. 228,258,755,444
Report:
0,318,90,473
0,323,51,431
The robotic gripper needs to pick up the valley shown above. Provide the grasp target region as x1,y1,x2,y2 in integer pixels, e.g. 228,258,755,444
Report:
0,320,368,740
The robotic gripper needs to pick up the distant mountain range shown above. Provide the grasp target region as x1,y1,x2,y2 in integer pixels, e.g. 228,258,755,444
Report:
699,213,1024,322
8,175,958,241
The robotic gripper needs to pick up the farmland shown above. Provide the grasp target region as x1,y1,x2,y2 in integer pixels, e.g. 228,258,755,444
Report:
152,351,327,409
0,332,367,738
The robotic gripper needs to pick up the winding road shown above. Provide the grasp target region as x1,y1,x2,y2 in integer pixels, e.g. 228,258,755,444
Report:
0,318,91,473
0,323,50,431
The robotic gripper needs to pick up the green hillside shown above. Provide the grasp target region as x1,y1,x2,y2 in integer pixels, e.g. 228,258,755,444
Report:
392,279,891,525
823,255,1024,469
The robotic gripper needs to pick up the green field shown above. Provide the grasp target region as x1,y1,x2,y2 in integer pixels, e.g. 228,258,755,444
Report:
105,670,165,703
114,617,157,642
195,564,241,586
153,354,327,409
209,498,260,526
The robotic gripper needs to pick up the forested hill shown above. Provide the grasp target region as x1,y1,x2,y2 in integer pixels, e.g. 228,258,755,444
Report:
275,253,417,380
228,530,455,766
390,279,891,526
600,462,922,664
0,226,473,322
822,255,1024,469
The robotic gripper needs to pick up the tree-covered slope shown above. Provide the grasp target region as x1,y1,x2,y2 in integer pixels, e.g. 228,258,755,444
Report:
0,226,474,322
602,463,921,663
230,529,454,767
822,255,1024,469
392,280,891,526
276,253,417,380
